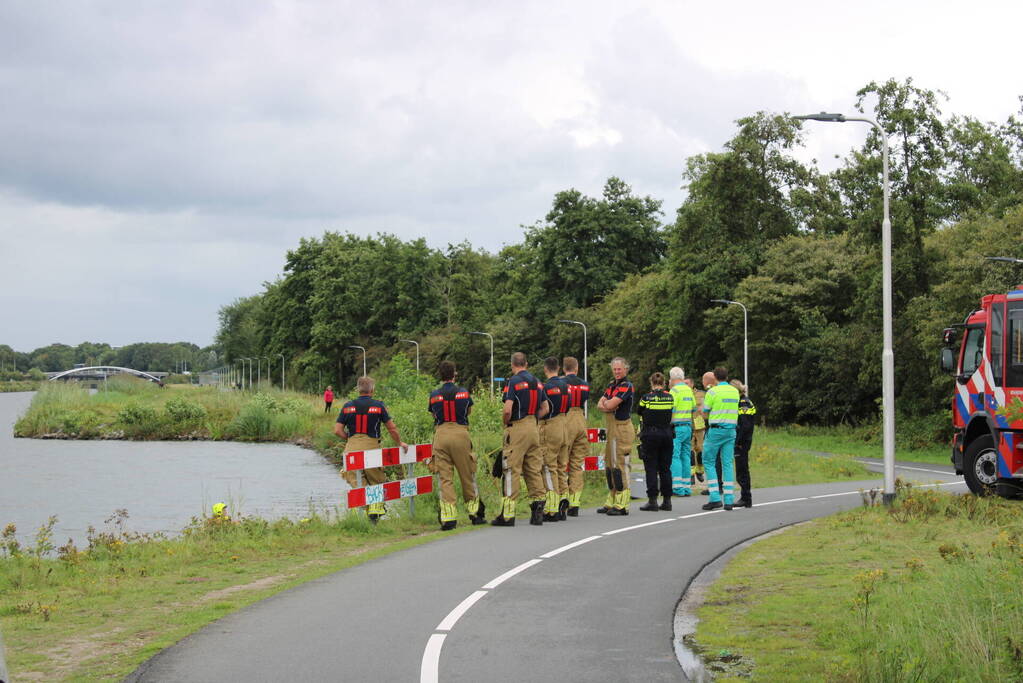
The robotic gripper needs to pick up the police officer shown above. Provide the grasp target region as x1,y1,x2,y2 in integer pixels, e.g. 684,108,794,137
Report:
540,357,569,522
731,380,756,508
597,357,635,516
668,367,696,496
493,352,549,527
637,372,675,511
335,376,408,523
429,361,485,530
700,368,740,511
560,356,590,517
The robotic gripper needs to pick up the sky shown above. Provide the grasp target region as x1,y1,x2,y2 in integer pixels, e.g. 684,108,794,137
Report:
2,0,1021,352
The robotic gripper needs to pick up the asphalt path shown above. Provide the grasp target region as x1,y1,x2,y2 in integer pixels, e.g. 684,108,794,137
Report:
126,459,962,682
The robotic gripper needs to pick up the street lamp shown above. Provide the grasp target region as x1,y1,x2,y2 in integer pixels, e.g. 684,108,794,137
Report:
348,345,367,377
984,256,1023,265
794,110,895,505
709,299,748,394
558,319,588,418
278,353,286,390
256,357,261,388
469,331,494,397
399,339,420,375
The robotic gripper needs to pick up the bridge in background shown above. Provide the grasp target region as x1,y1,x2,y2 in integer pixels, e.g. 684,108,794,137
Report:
46,366,168,384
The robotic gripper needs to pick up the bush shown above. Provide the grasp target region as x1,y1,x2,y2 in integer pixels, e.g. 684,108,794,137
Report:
164,396,207,424
117,403,158,426
231,404,272,440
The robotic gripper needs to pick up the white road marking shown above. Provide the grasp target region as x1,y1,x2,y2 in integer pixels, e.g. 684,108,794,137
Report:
421,476,971,680
436,590,488,631
810,491,860,499
540,535,602,559
481,558,543,589
420,633,446,683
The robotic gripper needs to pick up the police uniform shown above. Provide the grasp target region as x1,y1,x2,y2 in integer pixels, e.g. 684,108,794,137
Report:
429,382,484,527
495,370,547,525
601,376,635,514
669,381,696,496
637,388,674,510
540,375,569,521
338,395,392,518
734,395,757,507
702,382,740,508
561,373,590,516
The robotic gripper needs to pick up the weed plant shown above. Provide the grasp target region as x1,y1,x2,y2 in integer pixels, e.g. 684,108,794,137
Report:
693,486,1023,681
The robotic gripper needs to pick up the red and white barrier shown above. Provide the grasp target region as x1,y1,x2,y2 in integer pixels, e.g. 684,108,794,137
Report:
345,443,435,509
345,443,433,471
583,428,608,470
586,428,607,443
347,475,434,509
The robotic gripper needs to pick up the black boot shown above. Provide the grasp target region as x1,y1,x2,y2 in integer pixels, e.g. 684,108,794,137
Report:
543,512,560,522
530,501,544,526
734,498,752,508
558,499,569,521
567,507,579,517
440,520,457,531
490,514,515,527
596,506,609,514
659,497,672,511
470,499,487,525
701,501,722,511
639,498,659,511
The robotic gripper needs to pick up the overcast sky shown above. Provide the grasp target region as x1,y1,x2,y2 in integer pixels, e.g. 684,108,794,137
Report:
2,1,1021,353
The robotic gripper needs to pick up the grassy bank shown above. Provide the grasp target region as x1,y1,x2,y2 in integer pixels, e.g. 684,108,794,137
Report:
759,423,949,465
0,380,40,393
692,485,1023,681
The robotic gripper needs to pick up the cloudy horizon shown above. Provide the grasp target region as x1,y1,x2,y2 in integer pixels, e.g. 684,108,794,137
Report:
2,1,1021,352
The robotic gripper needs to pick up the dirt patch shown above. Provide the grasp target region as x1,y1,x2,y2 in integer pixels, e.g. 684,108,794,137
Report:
20,629,126,681
200,574,291,603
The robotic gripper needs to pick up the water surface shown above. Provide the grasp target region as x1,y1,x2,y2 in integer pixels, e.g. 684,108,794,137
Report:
0,392,345,547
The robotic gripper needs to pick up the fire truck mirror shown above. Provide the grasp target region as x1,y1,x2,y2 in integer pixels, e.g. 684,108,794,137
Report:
941,327,958,345
940,347,957,374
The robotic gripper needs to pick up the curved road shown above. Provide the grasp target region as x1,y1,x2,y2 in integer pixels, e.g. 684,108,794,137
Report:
127,458,962,682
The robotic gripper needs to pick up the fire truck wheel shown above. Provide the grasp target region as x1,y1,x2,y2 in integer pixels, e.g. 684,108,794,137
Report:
963,435,997,496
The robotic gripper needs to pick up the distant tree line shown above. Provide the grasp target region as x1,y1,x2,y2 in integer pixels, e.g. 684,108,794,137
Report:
216,78,1023,431
0,341,218,377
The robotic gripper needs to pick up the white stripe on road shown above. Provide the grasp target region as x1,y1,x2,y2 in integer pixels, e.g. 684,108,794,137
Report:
436,590,489,631
540,535,602,558
481,558,543,589
422,476,969,681
420,634,446,683
602,518,676,536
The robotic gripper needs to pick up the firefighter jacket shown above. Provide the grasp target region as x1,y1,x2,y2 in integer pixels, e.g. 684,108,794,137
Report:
602,378,634,420
337,395,391,439
562,374,590,409
503,370,547,422
543,376,570,416
428,382,473,426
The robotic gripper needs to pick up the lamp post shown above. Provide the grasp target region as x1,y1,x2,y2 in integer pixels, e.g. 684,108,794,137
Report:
278,353,286,390
469,331,494,397
348,345,367,377
256,357,261,388
558,319,588,418
794,111,895,505
399,339,420,375
709,299,748,394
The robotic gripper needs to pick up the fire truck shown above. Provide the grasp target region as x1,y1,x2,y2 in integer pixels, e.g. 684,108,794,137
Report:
941,287,1023,498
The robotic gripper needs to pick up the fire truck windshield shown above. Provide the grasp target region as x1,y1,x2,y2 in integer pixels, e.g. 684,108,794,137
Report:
962,327,985,376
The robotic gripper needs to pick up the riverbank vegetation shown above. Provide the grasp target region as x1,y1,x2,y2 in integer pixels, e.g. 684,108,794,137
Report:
692,485,1023,681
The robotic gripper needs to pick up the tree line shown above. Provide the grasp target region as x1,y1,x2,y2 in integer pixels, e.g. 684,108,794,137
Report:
215,78,1023,434
0,341,217,377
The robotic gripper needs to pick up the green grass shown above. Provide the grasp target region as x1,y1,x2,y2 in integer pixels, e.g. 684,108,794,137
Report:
0,380,39,393
758,424,950,465
692,485,1023,681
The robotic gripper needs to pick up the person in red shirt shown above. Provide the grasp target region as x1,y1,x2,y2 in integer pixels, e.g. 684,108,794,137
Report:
324,385,334,413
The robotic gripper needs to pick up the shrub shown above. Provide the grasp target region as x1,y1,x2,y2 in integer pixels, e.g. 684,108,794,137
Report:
231,404,272,440
117,403,158,426
164,396,207,424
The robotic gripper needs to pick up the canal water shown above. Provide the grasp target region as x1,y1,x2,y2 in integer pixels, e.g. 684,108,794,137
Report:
0,392,346,548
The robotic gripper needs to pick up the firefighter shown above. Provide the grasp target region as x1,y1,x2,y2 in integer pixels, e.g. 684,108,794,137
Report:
560,356,590,517
700,368,740,511
637,372,675,511
596,357,635,516
540,357,569,521
691,380,708,495
669,367,696,496
731,379,757,508
493,352,549,527
429,360,485,530
335,376,408,523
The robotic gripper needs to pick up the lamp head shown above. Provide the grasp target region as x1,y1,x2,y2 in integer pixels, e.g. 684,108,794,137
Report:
792,112,846,122
985,256,1023,264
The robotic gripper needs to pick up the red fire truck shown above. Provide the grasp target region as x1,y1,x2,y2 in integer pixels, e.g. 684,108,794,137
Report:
941,287,1023,498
